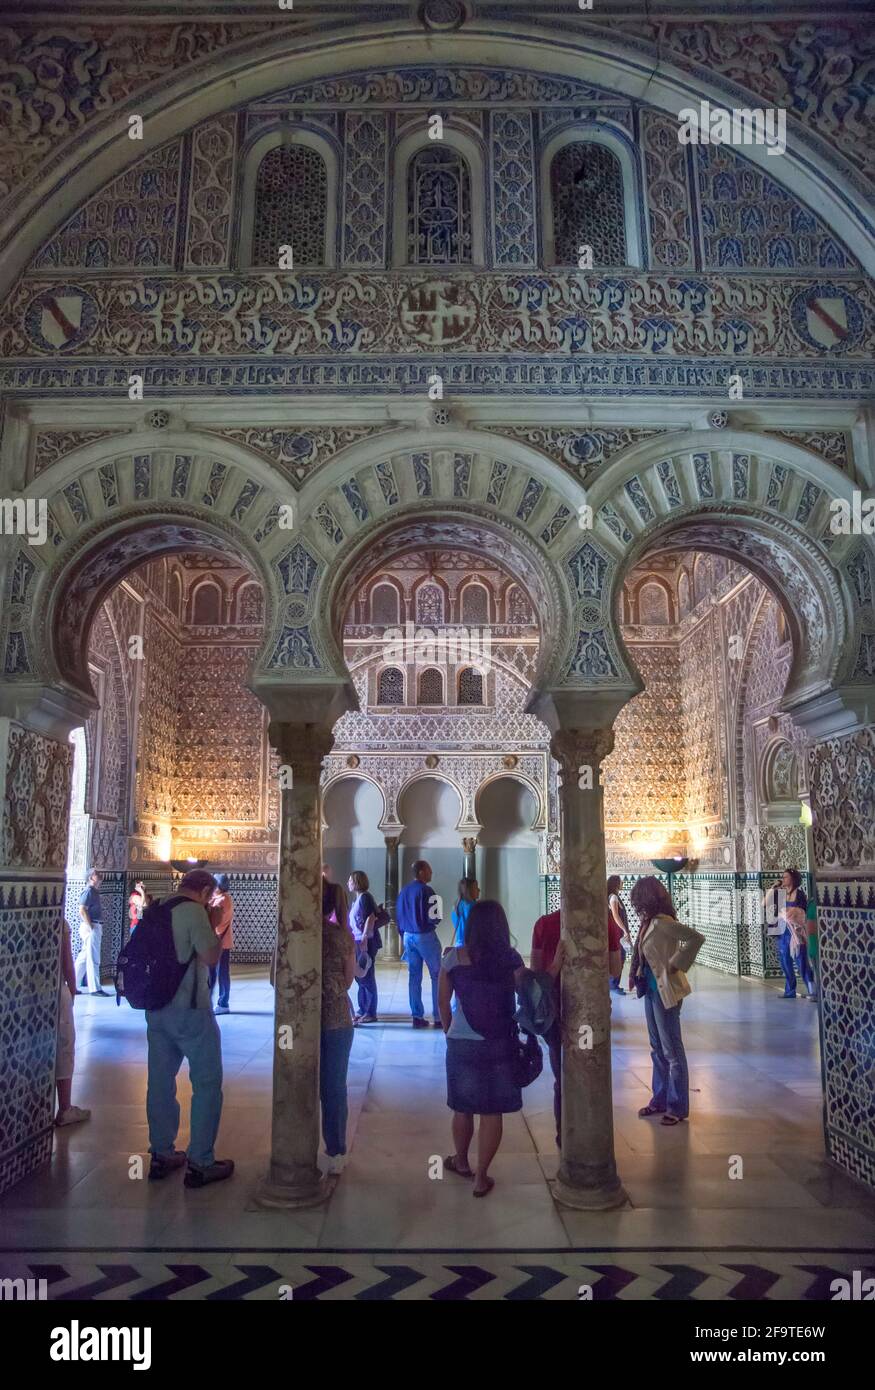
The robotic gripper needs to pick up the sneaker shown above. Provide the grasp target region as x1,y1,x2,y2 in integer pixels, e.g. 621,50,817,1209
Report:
184,1158,235,1189
325,1153,346,1176
214,1005,230,1015
412,1017,429,1029
55,1105,91,1127
358,1015,379,1024
432,1018,443,1027
148,1149,187,1180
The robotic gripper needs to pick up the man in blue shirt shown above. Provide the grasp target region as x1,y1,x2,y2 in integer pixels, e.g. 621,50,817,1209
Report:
76,868,108,996
396,860,442,1028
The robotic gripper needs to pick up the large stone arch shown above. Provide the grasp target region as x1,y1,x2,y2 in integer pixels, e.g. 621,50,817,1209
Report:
575,430,874,734
3,20,873,295
3,430,330,707
296,428,586,702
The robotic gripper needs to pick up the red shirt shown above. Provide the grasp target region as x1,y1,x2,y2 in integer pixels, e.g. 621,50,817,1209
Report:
531,909,621,970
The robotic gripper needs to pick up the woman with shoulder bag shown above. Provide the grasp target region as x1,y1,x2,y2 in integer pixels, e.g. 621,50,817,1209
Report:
348,870,381,1024
437,900,527,1198
628,876,705,1127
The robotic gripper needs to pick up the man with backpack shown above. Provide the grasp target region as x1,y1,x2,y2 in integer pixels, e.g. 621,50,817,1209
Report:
119,868,234,1188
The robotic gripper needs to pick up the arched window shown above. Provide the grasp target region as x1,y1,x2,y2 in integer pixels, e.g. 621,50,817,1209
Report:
458,667,484,705
506,584,533,624
416,583,444,626
407,147,472,266
461,583,489,624
377,667,404,705
638,581,672,626
371,583,400,626
237,582,263,625
250,145,328,267
418,668,444,705
192,581,222,625
549,141,627,267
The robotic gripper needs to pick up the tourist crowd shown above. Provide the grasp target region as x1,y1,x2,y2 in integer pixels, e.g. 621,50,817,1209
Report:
56,857,817,1196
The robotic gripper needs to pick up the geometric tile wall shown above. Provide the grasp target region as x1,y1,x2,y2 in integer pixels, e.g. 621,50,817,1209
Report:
0,880,64,1195
817,882,875,1191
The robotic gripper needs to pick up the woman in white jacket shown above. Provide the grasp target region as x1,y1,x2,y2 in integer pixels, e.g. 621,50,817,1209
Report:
629,877,705,1126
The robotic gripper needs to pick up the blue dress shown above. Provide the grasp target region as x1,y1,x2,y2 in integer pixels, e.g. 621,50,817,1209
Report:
444,947,524,1115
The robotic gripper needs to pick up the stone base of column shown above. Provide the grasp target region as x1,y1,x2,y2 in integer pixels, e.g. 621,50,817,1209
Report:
552,1164,628,1211
254,1166,330,1210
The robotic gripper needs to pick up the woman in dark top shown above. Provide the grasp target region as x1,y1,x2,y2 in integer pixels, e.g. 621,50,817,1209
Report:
348,870,380,1023
764,867,815,999
438,900,526,1198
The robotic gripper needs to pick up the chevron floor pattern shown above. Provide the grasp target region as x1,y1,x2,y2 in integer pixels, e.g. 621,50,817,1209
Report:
2,1252,874,1300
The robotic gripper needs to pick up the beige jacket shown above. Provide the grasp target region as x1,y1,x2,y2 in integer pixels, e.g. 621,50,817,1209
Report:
640,914,706,1010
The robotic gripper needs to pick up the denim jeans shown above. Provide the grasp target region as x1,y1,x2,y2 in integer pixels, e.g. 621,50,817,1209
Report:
355,936,379,1017
146,1006,223,1168
644,991,690,1119
404,930,442,1019
777,928,815,996
209,949,231,1008
320,1025,354,1156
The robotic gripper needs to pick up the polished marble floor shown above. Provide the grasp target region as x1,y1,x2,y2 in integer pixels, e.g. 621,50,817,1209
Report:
2,961,874,1298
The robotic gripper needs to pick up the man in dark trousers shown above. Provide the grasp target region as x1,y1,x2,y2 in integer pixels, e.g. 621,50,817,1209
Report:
396,860,442,1028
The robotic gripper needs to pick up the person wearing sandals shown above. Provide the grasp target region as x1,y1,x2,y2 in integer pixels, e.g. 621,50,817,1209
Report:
438,900,527,1197
628,876,705,1127
348,870,380,1023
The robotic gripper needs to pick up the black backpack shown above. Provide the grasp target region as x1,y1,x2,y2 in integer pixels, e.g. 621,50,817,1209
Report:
115,895,197,1011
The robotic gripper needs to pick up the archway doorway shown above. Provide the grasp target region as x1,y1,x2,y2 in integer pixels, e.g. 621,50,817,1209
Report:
59,542,273,992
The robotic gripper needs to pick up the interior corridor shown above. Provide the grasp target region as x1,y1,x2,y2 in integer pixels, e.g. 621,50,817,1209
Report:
2,964,874,1300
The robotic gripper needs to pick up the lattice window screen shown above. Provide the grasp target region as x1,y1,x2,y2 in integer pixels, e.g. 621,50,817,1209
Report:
377,667,404,705
458,667,484,705
252,145,328,266
418,668,444,705
416,583,444,625
407,147,472,265
461,584,489,623
551,142,626,267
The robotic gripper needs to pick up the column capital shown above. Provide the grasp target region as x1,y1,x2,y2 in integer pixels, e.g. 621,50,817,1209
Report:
550,726,615,780
462,835,479,853
384,834,401,853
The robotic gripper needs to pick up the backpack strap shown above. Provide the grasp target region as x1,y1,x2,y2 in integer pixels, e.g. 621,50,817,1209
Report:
163,894,202,1009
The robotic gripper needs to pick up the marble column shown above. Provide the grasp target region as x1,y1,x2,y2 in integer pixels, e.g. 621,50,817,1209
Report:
256,719,335,1209
384,834,401,961
462,835,477,881
551,727,627,1210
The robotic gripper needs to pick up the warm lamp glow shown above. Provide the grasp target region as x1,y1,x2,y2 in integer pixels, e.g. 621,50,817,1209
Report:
154,830,172,861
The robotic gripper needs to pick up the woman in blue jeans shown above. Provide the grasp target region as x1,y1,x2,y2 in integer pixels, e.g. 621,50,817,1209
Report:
628,877,705,1126
320,880,368,1174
